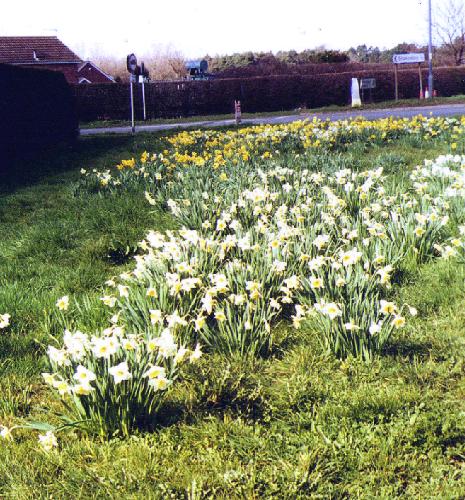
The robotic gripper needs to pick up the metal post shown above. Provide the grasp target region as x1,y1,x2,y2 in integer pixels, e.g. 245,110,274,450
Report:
142,78,146,121
130,78,135,134
418,63,423,98
428,0,433,98
394,64,399,101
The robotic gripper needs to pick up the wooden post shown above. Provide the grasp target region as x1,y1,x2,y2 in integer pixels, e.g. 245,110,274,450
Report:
235,100,242,125
418,63,423,99
394,63,399,101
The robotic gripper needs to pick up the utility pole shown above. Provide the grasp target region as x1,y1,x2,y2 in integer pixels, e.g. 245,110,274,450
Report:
427,0,433,98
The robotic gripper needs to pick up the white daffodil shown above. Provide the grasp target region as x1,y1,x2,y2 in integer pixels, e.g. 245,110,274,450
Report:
151,330,177,358
0,313,11,329
109,362,132,384
38,431,58,452
149,376,172,391
143,365,166,379
73,365,96,385
56,296,69,311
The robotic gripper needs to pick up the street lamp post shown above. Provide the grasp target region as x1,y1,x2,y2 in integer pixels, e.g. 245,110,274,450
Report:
427,0,433,98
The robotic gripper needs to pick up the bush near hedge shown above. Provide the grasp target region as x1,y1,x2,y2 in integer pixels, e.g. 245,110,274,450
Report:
73,66,465,122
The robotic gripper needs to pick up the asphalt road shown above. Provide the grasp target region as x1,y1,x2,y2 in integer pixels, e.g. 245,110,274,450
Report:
79,103,465,136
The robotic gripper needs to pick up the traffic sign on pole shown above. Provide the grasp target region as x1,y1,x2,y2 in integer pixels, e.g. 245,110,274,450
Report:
392,53,425,64
127,54,137,133
127,53,137,74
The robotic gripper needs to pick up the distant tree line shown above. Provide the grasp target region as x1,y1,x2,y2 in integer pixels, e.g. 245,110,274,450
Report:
348,41,464,67
347,44,422,64
203,40,465,80
205,49,349,73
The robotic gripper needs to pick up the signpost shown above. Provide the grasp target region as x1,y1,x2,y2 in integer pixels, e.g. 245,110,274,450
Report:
127,53,137,133
427,0,433,99
392,53,426,101
360,78,376,103
392,53,425,64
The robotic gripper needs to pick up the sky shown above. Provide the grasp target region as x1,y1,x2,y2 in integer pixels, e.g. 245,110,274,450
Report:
1,0,434,59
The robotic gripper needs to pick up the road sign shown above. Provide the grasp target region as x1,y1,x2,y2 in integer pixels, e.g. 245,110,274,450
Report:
392,53,425,64
393,54,425,101
360,78,376,89
127,53,137,74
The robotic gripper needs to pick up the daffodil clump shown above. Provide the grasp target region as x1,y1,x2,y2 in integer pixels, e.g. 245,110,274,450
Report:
77,148,465,363
78,116,465,192
43,322,201,437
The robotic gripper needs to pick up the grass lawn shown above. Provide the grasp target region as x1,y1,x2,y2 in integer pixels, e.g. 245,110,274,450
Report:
2,121,465,497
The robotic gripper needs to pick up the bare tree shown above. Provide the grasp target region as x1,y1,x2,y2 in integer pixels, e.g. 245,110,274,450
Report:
88,48,186,82
434,0,465,65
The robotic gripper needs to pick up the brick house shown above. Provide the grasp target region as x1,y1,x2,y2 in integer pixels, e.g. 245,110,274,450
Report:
0,36,115,84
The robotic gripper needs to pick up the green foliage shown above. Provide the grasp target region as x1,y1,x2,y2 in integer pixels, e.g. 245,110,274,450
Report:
207,48,349,73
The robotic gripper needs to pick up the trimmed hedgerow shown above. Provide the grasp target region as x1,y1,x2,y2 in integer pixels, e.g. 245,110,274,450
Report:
0,64,78,164
72,66,465,121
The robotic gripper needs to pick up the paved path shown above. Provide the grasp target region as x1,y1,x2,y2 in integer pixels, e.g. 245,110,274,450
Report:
79,103,465,136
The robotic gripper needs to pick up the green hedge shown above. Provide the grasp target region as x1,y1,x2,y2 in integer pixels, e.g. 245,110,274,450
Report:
0,64,78,164
73,66,465,122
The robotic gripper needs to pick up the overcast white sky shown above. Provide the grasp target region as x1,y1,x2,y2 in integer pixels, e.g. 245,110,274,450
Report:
1,0,435,59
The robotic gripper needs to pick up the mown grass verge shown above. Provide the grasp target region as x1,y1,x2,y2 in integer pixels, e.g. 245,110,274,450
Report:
1,126,465,497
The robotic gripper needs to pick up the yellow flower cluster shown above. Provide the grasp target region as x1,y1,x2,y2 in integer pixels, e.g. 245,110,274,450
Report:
79,116,465,195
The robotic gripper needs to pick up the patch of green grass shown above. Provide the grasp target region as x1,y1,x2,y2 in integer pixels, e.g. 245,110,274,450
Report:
2,132,465,497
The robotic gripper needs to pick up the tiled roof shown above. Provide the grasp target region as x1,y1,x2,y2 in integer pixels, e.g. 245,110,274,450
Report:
0,36,82,64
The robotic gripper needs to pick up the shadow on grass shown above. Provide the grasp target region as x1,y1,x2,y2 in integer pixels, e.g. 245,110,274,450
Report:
142,400,187,430
382,338,434,361
0,133,165,194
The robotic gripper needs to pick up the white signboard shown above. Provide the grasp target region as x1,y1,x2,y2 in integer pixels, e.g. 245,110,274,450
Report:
392,53,425,64
360,78,376,89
